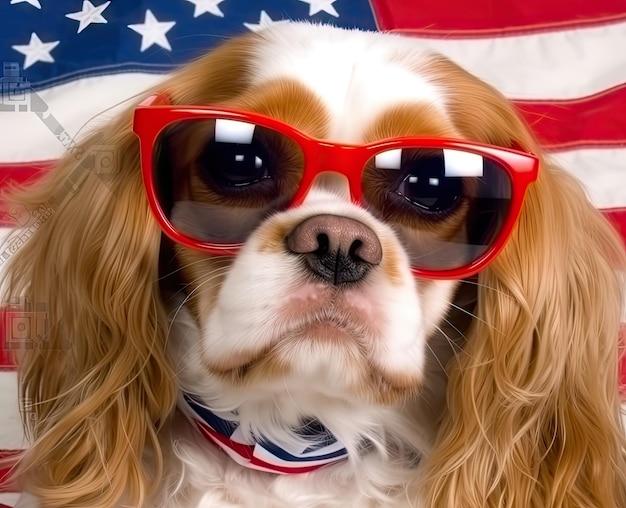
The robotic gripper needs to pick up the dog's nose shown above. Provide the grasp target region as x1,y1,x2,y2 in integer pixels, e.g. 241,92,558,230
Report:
286,214,382,284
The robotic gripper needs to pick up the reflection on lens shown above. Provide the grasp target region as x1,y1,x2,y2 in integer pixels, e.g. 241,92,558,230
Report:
363,146,512,271
152,118,304,244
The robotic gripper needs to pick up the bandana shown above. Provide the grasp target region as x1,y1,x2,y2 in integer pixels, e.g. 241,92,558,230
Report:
182,393,349,474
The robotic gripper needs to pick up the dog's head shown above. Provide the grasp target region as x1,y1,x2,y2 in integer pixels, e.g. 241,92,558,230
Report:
6,23,626,507
137,24,538,409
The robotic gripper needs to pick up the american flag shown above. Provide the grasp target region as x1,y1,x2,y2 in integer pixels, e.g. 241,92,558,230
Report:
0,1,625,504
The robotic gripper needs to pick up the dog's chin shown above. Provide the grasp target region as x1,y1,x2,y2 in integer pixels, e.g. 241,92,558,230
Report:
199,317,424,406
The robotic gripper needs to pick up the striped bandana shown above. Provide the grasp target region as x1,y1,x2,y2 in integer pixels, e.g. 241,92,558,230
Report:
182,393,349,474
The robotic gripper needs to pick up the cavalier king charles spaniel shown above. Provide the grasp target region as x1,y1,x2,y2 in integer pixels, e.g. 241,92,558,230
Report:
5,22,626,508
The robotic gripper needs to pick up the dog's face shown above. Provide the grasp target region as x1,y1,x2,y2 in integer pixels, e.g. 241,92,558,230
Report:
176,185,458,405
150,23,526,407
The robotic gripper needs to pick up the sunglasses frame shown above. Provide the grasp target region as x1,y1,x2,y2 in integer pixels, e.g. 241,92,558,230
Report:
133,92,539,280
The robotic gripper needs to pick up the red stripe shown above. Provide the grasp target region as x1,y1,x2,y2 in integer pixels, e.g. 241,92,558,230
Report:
372,0,626,37
195,422,254,460
0,308,17,370
605,208,626,247
513,85,626,150
0,162,53,228
0,450,20,493
0,162,51,185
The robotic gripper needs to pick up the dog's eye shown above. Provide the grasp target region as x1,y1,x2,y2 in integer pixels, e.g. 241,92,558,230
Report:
366,148,484,217
395,155,463,213
199,138,271,187
198,120,273,188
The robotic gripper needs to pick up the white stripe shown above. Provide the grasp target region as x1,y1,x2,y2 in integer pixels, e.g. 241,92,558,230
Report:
0,73,167,163
412,21,626,99
252,443,346,469
0,371,27,449
550,148,626,208
0,493,21,506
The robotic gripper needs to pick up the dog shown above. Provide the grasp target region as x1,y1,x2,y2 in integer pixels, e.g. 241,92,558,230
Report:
5,22,626,507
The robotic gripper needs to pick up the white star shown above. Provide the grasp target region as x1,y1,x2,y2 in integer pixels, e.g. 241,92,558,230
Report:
243,10,289,32
12,32,60,70
299,0,339,17
184,0,225,18
65,1,111,34
128,10,176,52
10,0,42,9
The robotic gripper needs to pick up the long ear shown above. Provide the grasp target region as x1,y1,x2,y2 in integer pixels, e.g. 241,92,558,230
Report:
1,34,256,507
418,57,626,506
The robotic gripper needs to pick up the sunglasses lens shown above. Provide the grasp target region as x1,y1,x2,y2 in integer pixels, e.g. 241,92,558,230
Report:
363,146,513,271
152,118,304,244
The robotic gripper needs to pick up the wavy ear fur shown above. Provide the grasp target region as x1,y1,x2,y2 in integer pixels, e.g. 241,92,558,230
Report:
1,34,257,507
418,57,626,507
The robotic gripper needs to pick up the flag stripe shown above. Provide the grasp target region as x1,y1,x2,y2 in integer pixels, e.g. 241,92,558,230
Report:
516,84,626,149
0,495,19,507
0,373,25,450
405,20,626,100
605,209,626,245
0,451,20,493
0,73,166,164
373,0,626,36
548,149,626,208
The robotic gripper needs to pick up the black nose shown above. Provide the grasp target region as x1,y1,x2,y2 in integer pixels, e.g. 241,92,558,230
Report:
286,214,383,285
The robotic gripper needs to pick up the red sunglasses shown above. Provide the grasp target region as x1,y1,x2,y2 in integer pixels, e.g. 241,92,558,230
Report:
133,93,538,280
